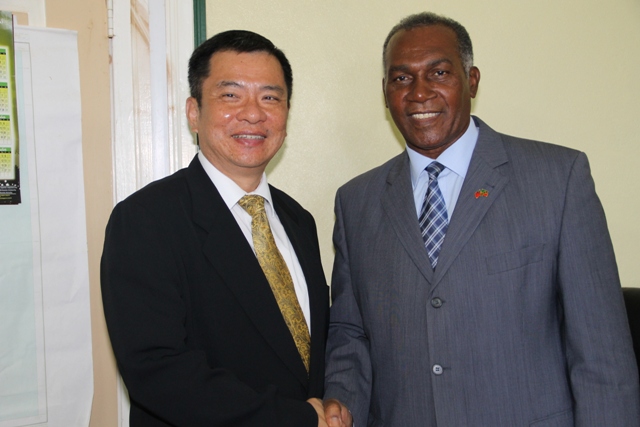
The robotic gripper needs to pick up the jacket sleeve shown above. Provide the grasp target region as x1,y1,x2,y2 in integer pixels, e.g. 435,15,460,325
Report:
100,198,318,427
556,152,640,425
324,189,373,425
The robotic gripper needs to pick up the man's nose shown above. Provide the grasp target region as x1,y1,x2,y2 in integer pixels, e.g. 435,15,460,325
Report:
237,97,267,123
408,78,436,102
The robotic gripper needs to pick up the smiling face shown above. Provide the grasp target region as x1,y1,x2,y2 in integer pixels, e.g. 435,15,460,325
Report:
186,50,289,190
383,25,480,159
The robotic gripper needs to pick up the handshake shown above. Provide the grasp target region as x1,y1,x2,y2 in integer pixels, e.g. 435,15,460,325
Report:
307,398,353,427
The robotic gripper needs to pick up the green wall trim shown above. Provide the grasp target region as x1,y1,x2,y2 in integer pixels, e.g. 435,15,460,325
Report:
193,0,206,47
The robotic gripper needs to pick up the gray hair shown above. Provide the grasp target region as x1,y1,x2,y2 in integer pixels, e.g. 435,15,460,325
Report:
383,12,474,75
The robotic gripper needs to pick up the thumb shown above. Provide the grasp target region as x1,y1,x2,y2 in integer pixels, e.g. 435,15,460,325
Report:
324,400,345,427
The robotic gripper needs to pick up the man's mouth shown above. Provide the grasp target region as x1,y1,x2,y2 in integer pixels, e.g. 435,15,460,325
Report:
410,112,440,119
233,134,265,140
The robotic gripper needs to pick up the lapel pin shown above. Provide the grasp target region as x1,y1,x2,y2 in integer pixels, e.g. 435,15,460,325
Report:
474,189,489,199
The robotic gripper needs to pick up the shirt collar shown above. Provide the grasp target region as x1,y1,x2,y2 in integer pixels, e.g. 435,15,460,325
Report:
197,151,274,213
407,118,479,188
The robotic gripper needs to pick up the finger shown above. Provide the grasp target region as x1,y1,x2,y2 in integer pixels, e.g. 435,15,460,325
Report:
338,404,353,427
341,406,353,427
323,401,343,426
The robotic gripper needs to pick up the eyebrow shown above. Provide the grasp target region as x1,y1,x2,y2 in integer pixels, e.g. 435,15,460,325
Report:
262,85,286,95
217,80,243,89
216,80,285,95
427,58,453,68
387,58,453,73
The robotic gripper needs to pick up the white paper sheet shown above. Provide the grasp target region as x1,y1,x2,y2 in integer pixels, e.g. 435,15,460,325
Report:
0,26,92,427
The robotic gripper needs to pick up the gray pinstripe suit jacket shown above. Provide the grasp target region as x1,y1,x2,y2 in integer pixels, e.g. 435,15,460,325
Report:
324,117,640,426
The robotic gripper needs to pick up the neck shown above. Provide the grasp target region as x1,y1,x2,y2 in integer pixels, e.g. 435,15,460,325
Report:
200,151,265,193
233,174,263,193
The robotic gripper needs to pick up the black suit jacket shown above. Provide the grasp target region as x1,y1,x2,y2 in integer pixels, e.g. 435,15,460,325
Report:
101,156,329,426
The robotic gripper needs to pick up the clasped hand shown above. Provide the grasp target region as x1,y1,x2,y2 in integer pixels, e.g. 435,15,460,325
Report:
307,398,353,427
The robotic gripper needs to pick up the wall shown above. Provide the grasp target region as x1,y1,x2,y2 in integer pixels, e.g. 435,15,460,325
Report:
206,0,640,288
46,1,117,426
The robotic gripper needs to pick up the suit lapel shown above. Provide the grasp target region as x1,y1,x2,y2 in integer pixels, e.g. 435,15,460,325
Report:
432,117,510,286
185,158,309,386
381,153,436,285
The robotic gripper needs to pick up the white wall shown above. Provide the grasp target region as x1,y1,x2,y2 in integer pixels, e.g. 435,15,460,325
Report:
207,0,640,288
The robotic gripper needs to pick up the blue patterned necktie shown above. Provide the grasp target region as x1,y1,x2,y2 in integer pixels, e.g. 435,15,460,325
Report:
419,162,449,269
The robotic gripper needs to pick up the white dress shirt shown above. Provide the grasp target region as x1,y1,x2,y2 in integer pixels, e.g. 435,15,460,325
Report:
407,118,479,219
198,152,311,333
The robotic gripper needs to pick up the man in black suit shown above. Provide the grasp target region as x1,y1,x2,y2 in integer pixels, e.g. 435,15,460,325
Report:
101,30,329,427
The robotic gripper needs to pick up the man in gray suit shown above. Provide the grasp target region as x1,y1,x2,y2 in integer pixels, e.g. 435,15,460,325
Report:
323,12,640,427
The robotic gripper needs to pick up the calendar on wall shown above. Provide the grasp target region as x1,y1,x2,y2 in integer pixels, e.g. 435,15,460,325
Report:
0,11,19,204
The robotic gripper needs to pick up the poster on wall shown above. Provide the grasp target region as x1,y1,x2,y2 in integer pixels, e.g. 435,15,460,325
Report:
0,23,45,426
0,25,92,427
0,11,20,204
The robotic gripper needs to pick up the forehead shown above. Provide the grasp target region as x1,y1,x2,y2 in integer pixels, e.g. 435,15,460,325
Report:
206,50,286,86
385,25,460,68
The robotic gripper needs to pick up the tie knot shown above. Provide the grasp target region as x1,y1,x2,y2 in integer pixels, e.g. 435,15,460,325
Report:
426,162,445,179
238,195,265,217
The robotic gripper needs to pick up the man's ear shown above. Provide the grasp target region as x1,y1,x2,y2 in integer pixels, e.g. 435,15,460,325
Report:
468,66,481,99
186,97,200,132
382,78,389,108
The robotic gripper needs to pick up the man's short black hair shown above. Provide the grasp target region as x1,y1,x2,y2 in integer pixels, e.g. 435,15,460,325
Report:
188,30,293,106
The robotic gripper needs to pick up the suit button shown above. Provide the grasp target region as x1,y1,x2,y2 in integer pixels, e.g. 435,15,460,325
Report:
431,297,443,308
432,364,443,375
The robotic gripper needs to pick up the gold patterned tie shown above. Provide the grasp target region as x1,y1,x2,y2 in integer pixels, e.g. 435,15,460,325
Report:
238,195,311,372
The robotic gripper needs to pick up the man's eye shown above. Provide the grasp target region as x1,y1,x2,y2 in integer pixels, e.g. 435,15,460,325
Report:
434,70,448,76
393,75,408,82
